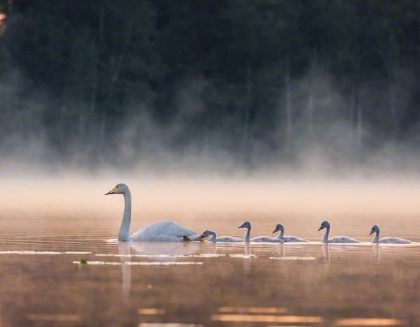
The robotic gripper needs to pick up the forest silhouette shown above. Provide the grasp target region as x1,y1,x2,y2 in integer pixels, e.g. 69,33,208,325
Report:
0,1,419,173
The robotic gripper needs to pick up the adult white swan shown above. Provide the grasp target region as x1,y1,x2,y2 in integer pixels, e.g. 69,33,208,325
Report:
272,223,308,242
318,220,360,244
239,221,283,243
105,183,199,242
198,230,242,243
370,224,411,244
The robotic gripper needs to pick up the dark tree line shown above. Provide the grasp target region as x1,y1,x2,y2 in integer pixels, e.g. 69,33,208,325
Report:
0,0,419,170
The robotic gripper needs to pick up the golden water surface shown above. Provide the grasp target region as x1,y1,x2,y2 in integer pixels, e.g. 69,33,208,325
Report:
0,176,419,327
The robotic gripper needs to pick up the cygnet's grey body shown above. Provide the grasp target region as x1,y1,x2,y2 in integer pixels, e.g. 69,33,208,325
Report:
370,224,411,244
198,230,242,243
272,223,308,242
318,220,360,244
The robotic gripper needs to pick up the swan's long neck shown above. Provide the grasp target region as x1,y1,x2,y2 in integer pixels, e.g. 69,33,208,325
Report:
277,229,285,239
372,229,380,243
209,231,217,242
244,226,251,243
322,226,330,243
118,190,132,241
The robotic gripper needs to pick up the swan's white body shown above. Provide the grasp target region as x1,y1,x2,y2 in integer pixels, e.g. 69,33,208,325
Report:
239,221,283,243
198,230,242,243
273,223,308,242
318,221,360,244
130,221,198,242
106,184,198,242
370,224,411,244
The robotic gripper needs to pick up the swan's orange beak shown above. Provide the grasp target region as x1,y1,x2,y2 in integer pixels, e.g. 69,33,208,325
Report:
105,186,117,195
318,226,324,231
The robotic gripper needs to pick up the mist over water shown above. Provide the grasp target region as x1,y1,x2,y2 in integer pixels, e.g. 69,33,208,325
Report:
2,173,419,231
1,64,420,179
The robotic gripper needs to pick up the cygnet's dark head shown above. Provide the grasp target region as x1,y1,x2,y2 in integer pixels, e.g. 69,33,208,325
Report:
238,221,251,229
318,220,330,231
272,223,284,234
370,224,380,235
198,230,214,241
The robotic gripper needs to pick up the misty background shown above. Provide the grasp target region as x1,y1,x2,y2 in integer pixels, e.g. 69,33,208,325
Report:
0,0,420,176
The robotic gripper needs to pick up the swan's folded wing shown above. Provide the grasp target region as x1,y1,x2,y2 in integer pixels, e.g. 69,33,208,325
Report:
164,221,197,237
131,221,198,241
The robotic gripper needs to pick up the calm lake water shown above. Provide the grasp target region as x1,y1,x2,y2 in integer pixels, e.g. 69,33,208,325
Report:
1,177,420,327
0,211,420,327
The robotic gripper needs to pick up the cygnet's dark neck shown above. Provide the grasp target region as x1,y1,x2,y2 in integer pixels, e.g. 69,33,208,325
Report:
372,228,380,243
244,225,251,243
322,225,330,243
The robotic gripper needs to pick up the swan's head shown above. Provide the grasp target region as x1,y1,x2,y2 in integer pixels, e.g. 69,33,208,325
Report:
238,221,251,229
370,224,380,235
318,220,330,231
105,183,129,195
198,230,214,241
272,223,284,234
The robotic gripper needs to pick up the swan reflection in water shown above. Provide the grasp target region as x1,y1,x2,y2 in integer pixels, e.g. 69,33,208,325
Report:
116,241,259,301
118,242,131,303
117,241,201,303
